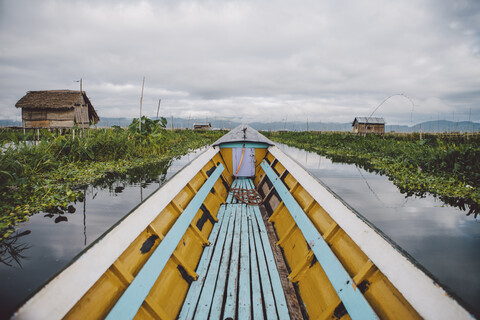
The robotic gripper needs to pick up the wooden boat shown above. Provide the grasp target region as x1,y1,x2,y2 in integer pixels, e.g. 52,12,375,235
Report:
13,125,475,320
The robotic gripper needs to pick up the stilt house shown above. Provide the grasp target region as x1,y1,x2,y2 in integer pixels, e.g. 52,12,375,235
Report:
352,117,385,134
193,122,211,130
15,90,99,129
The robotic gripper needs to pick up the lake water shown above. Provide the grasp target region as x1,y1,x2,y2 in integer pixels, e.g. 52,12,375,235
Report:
1,144,479,318
276,143,480,317
0,147,207,319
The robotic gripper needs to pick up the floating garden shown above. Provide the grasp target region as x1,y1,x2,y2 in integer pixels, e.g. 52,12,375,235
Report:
264,131,480,217
0,117,225,239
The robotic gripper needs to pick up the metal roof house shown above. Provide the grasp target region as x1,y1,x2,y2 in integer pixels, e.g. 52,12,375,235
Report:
193,122,211,130
352,117,385,134
15,90,99,129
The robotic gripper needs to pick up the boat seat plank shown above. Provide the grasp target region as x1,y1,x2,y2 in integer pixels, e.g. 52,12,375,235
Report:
246,176,289,317
223,204,243,319
250,204,290,320
105,164,225,320
238,204,252,319
248,211,265,320
208,205,238,319
177,205,228,320
194,205,236,319
225,179,238,203
250,204,280,319
260,160,378,320
180,178,289,319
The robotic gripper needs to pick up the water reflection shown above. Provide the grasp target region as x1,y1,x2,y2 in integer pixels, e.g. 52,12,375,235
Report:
302,144,480,218
0,148,205,319
280,143,480,317
0,230,31,268
1,161,172,270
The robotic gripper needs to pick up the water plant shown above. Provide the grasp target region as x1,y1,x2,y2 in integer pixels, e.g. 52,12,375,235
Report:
0,121,225,239
264,131,480,217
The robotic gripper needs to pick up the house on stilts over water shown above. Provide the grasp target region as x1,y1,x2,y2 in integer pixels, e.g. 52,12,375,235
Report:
352,117,385,134
15,90,99,129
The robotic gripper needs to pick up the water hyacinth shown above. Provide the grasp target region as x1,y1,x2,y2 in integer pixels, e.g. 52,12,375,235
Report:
0,120,225,239
264,131,480,217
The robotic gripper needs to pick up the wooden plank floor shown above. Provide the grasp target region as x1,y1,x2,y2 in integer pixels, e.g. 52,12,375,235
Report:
179,178,290,320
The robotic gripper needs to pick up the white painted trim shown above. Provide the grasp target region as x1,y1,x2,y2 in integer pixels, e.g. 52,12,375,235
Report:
268,146,474,320
13,147,219,320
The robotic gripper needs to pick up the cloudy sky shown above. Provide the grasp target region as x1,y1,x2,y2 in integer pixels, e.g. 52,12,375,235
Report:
1,0,480,125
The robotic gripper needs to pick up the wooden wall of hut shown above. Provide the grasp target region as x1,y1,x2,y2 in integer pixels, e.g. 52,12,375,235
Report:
353,123,385,134
74,105,90,129
22,108,75,128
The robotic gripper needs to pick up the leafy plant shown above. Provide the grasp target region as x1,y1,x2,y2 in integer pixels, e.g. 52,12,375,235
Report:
0,120,225,238
264,131,480,217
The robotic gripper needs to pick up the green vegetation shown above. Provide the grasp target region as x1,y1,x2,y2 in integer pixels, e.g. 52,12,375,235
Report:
0,117,225,238
264,131,480,216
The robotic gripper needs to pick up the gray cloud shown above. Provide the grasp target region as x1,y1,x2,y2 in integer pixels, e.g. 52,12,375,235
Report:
1,0,480,124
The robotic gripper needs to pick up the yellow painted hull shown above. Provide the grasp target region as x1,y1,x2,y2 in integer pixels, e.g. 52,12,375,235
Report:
66,152,231,319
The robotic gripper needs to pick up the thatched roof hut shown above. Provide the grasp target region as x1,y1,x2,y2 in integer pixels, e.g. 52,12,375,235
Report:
15,90,99,129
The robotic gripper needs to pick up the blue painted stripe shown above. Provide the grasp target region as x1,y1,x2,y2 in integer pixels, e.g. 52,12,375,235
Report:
194,205,235,319
226,179,240,204
219,142,269,149
251,205,290,319
248,208,265,320
261,160,378,320
209,205,238,319
250,205,278,320
223,204,243,319
238,205,252,319
105,164,224,320
245,177,255,190
177,205,227,320
239,177,246,192
226,180,235,203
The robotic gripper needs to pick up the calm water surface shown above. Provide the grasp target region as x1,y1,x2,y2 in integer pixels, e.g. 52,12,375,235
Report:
277,144,480,317
0,148,207,319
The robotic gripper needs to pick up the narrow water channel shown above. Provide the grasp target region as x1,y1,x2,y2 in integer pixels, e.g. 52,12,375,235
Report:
1,144,479,318
0,147,207,319
276,143,480,317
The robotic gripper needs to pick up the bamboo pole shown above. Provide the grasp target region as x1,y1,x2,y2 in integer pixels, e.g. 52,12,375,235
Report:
139,77,145,133
156,99,161,120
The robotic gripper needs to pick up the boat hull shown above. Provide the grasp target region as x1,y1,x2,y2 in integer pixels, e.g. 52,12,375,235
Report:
13,126,475,319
